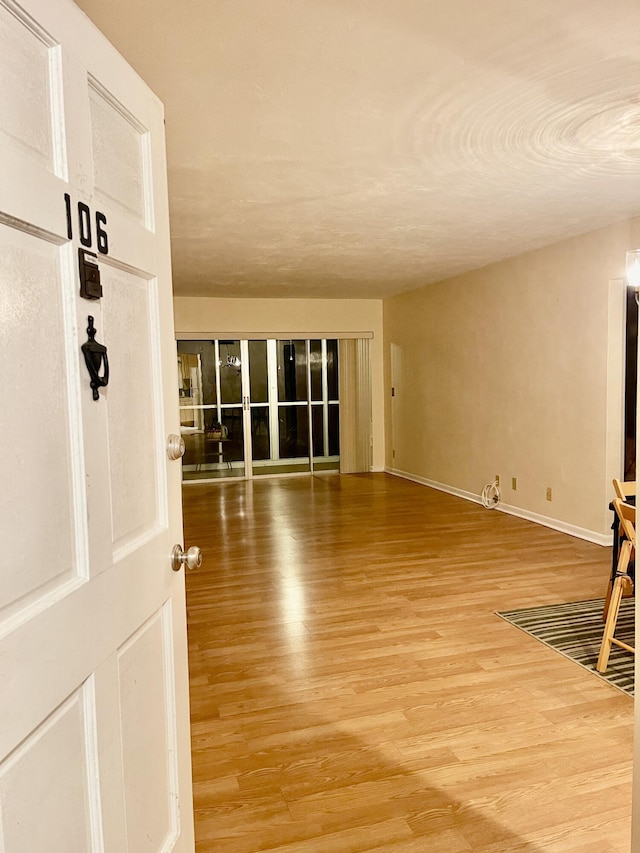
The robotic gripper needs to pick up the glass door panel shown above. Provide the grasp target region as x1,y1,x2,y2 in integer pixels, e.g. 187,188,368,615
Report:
177,340,245,480
326,339,339,400
218,340,243,404
310,340,340,472
248,340,276,475
328,403,340,457
213,340,245,477
275,340,310,473
325,341,340,468
248,340,268,403
219,405,245,477
178,406,202,474
177,342,218,406
311,405,324,457
179,405,239,481
279,405,310,471
250,406,270,460
309,339,323,401
277,340,307,402
311,402,340,471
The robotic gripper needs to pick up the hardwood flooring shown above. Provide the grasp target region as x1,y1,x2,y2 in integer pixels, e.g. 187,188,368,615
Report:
182,473,633,852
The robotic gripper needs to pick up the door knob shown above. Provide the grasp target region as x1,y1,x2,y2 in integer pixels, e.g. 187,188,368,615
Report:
166,433,186,460
171,544,202,572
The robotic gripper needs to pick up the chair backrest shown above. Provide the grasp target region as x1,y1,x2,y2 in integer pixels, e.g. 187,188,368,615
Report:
613,479,636,501
613,498,636,546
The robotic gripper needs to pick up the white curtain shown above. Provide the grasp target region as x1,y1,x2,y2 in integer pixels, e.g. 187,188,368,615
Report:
338,338,371,473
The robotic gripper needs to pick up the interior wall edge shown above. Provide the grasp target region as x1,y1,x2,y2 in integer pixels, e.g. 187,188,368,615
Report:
174,331,374,340
604,276,626,533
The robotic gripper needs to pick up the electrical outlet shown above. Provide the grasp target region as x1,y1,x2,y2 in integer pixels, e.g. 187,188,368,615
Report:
511,477,517,490
546,487,552,501
495,474,500,487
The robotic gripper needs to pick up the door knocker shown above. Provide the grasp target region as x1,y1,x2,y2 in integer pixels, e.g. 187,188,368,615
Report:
81,315,109,400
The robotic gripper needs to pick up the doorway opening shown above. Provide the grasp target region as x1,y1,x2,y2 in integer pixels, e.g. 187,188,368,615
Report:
624,290,638,480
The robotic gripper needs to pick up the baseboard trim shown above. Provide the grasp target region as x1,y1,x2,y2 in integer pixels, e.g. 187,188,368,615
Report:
385,467,612,547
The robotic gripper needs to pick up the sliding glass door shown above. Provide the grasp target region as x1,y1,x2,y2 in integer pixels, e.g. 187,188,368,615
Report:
178,338,340,482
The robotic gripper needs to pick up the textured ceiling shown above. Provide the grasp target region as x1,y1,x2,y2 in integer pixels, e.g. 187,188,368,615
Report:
73,0,640,299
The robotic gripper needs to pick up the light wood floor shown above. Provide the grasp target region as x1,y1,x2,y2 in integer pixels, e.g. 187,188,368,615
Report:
183,473,633,853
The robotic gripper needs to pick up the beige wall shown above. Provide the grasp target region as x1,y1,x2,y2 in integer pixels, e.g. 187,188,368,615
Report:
173,296,385,470
383,217,640,540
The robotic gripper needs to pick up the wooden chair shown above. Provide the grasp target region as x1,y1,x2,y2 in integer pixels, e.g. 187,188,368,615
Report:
597,498,635,673
612,479,636,501
603,479,636,618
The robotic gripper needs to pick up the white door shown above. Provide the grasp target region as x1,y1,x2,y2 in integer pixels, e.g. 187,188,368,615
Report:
0,0,195,850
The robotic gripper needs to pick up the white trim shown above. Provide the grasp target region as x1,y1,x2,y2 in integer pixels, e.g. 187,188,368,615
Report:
386,468,612,547
83,675,105,853
1,0,57,45
605,277,626,533
175,331,374,341
49,44,68,181
160,600,181,851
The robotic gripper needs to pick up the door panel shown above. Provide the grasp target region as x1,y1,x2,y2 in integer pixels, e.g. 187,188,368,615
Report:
0,5,59,172
0,227,81,616
0,0,194,849
118,606,179,852
102,267,160,553
0,683,100,851
88,81,149,225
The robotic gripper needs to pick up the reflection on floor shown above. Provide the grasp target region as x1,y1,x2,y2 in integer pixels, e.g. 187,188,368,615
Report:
183,467,245,481
183,460,340,481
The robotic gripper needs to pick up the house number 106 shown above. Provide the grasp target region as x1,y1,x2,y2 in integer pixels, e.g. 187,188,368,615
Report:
64,193,109,255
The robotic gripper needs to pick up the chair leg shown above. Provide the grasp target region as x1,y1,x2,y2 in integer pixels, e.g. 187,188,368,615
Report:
603,537,627,620
597,577,626,673
602,578,613,621
597,540,633,674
